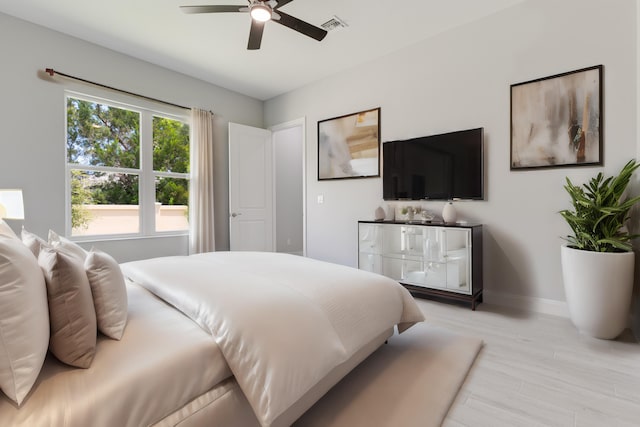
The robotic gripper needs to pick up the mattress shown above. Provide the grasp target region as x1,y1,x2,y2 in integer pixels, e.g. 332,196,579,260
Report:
0,282,230,427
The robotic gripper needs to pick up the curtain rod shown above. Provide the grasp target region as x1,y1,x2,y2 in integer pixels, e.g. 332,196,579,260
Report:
45,68,191,111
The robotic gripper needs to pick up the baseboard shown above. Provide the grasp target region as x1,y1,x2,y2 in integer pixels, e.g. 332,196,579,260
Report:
483,290,570,318
483,292,638,333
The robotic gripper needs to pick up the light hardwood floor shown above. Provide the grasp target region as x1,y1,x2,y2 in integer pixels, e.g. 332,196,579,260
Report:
412,299,640,427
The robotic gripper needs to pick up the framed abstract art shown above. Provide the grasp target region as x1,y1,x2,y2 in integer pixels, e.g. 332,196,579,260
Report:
510,65,603,170
317,108,380,180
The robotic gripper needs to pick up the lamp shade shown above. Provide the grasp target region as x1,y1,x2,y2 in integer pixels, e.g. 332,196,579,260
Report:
0,189,24,220
250,4,271,22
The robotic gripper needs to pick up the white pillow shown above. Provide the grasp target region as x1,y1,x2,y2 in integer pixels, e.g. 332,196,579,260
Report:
21,228,47,258
39,245,97,368
85,249,128,340
0,219,18,240
48,229,87,260
0,235,49,405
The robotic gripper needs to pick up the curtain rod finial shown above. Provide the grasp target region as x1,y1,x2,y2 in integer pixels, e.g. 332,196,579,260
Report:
37,68,57,82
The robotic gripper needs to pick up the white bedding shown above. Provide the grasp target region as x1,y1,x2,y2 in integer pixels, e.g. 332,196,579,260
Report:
0,283,229,427
121,251,424,427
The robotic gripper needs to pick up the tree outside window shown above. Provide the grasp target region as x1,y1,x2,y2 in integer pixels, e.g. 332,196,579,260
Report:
66,95,190,237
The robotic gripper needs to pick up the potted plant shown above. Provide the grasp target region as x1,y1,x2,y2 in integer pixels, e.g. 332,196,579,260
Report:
559,159,640,339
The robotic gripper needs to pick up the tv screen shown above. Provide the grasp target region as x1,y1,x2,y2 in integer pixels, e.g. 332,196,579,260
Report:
383,128,484,201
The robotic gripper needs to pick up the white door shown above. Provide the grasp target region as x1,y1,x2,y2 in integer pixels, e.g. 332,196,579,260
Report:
229,123,273,251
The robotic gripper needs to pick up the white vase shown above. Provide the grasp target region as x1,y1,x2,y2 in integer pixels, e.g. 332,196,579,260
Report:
442,202,457,223
374,206,385,221
561,245,634,339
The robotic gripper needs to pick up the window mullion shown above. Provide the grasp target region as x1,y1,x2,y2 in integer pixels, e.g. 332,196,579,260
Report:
154,171,190,179
140,112,155,235
67,164,141,175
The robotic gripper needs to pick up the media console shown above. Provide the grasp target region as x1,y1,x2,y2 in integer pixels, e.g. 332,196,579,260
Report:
358,220,483,310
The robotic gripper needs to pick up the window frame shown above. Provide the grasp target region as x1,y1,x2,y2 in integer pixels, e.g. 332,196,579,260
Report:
65,90,191,240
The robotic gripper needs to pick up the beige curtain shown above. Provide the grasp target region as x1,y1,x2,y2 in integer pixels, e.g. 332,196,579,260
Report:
189,108,215,254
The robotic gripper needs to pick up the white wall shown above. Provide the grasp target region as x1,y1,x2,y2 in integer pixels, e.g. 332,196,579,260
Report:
264,0,638,310
0,12,263,261
274,125,304,254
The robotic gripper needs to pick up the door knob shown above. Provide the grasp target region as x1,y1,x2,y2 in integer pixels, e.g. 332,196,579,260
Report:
231,212,242,218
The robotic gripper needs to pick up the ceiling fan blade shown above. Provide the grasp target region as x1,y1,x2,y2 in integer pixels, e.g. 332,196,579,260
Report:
274,0,295,9
247,20,265,50
274,11,327,42
180,5,245,14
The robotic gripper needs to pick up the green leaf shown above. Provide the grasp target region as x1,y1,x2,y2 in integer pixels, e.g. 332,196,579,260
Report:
559,160,640,253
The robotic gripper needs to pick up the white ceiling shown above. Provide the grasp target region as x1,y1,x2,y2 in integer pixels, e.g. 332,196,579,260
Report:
0,0,523,100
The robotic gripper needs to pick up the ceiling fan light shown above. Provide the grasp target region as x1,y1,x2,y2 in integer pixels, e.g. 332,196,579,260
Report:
250,4,271,22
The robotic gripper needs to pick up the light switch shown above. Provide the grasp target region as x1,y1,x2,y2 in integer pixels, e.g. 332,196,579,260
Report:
317,194,324,204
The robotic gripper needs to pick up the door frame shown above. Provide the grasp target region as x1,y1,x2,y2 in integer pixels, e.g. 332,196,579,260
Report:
270,117,307,257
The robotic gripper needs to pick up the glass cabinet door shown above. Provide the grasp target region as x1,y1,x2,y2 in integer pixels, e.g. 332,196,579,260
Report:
359,252,383,274
379,225,425,282
442,228,471,293
382,257,423,283
359,223,382,254
380,225,424,259
358,223,473,295
358,223,383,274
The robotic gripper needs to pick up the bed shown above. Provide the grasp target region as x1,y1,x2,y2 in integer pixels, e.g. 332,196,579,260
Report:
0,227,424,427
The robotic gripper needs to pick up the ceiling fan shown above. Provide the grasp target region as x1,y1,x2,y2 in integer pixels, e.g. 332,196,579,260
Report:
180,0,328,50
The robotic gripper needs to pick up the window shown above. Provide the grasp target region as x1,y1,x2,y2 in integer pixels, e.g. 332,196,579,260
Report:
66,93,190,238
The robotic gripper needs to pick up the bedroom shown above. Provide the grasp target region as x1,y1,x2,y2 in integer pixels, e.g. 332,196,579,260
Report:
0,0,639,425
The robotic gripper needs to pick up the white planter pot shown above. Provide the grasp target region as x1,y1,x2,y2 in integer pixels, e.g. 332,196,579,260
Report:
561,245,635,339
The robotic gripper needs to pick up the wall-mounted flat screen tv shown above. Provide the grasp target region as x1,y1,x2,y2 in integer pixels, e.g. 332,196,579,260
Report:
383,127,484,201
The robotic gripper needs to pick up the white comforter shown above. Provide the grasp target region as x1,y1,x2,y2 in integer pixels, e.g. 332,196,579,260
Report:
121,252,424,427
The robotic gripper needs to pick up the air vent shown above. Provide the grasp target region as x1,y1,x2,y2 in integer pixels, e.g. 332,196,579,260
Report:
321,15,348,31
